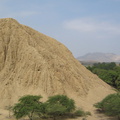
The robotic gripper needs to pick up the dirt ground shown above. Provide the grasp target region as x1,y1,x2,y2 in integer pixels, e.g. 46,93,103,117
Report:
0,109,118,120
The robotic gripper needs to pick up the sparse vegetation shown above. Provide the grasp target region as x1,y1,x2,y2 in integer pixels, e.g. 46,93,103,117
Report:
12,95,91,120
94,93,120,120
74,109,91,117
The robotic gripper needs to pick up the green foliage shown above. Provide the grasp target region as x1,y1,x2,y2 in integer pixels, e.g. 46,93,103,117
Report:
74,109,91,117
87,62,120,90
116,76,120,89
46,103,66,116
12,94,90,120
47,95,75,113
94,93,120,118
44,95,75,120
74,109,85,116
36,102,48,117
12,95,42,120
92,62,116,70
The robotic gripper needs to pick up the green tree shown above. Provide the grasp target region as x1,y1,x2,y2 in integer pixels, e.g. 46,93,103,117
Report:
35,102,49,119
92,62,116,70
12,94,90,120
87,62,120,90
45,95,75,120
94,93,120,119
12,95,42,120
116,75,120,90
114,66,120,74
104,70,118,86
46,103,66,120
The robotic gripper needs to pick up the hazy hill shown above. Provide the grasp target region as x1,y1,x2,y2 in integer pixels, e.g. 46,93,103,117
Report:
0,18,115,120
77,52,120,63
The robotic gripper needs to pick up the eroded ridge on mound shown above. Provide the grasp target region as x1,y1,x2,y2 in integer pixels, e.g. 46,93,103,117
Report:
0,18,114,110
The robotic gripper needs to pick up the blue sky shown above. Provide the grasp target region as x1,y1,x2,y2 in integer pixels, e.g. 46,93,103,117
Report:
1,0,120,57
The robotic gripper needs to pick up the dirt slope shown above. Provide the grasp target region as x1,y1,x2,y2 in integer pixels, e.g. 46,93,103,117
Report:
0,18,115,119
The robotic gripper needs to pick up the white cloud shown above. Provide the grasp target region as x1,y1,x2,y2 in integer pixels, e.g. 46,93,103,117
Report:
64,18,120,34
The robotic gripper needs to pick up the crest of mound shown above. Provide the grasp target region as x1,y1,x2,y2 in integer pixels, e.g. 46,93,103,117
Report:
0,18,114,110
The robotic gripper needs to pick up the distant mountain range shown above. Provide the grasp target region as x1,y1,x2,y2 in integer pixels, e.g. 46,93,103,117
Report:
77,52,120,63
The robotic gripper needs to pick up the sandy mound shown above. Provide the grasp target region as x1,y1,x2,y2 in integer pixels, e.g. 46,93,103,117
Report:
0,18,115,119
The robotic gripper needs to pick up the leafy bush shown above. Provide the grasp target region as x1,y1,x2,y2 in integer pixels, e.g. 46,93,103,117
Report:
12,94,91,120
47,95,75,113
74,109,85,116
74,108,91,117
94,93,120,119
44,95,76,120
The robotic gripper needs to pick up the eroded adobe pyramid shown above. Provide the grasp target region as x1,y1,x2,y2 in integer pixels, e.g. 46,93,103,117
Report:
0,18,114,112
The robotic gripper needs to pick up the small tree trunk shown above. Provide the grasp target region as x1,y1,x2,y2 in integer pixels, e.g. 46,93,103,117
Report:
28,115,33,120
28,110,34,120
